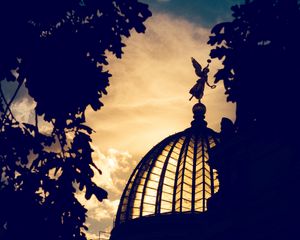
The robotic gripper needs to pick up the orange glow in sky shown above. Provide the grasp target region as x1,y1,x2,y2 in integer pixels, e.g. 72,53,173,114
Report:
80,12,235,238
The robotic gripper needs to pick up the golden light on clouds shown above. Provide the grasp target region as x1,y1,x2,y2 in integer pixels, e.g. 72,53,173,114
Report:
87,13,235,155
77,147,133,236
85,12,235,236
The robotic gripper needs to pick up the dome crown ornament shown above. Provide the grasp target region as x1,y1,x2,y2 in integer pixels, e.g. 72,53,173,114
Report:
189,58,216,128
189,58,216,103
113,58,220,227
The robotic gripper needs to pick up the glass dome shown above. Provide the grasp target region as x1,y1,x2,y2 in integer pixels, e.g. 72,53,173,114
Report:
115,113,220,225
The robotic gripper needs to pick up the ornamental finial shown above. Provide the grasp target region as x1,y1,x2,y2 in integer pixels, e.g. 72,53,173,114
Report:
189,58,216,102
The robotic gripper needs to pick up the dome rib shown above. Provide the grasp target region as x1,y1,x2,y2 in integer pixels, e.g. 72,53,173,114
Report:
154,138,179,214
172,135,189,212
191,133,198,212
140,141,161,217
115,128,219,226
179,135,190,212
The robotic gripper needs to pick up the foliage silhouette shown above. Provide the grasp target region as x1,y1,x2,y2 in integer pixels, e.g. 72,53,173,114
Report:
208,0,300,132
0,0,151,239
208,1,300,239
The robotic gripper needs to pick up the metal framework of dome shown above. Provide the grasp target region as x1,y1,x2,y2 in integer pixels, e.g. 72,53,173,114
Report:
115,102,220,226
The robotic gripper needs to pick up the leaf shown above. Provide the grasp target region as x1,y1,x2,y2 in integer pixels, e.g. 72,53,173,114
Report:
85,185,92,200
82,225,88,231
79,124,94,134
23,123,37,134
90,161,102,175
93,185,108,202
210,46,228,60
210,22,230,34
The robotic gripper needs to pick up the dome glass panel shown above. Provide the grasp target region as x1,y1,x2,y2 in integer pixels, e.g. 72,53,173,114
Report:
115,126,219,225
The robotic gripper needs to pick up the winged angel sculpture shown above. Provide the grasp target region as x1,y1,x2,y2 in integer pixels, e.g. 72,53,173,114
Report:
189,58,216,102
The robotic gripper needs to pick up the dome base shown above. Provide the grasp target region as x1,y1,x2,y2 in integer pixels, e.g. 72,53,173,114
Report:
111,212,227,240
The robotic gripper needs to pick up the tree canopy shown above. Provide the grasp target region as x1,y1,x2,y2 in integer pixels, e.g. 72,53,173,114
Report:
208,0,300,132
0,1,151,239
208,2,300,239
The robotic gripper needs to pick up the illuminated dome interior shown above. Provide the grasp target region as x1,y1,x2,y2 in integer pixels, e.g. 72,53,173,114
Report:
115,122,220,225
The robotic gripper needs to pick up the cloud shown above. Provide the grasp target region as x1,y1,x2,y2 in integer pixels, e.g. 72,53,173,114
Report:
87,12,235,156
10,95,36,124
91,146,133,198
86,12,235,236
77,147,134,235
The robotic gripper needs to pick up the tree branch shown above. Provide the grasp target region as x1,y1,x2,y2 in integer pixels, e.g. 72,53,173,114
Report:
0,82,18,127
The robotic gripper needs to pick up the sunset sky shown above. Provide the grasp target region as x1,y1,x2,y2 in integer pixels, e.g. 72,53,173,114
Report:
7,0,240,239
81,0,240,239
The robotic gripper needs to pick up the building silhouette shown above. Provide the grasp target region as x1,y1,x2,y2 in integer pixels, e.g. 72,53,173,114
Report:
110,101,223,240
110,102,300,240
110,55,300,239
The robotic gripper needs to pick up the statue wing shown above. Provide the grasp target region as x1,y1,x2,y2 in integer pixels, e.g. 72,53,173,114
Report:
191,57,202,78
